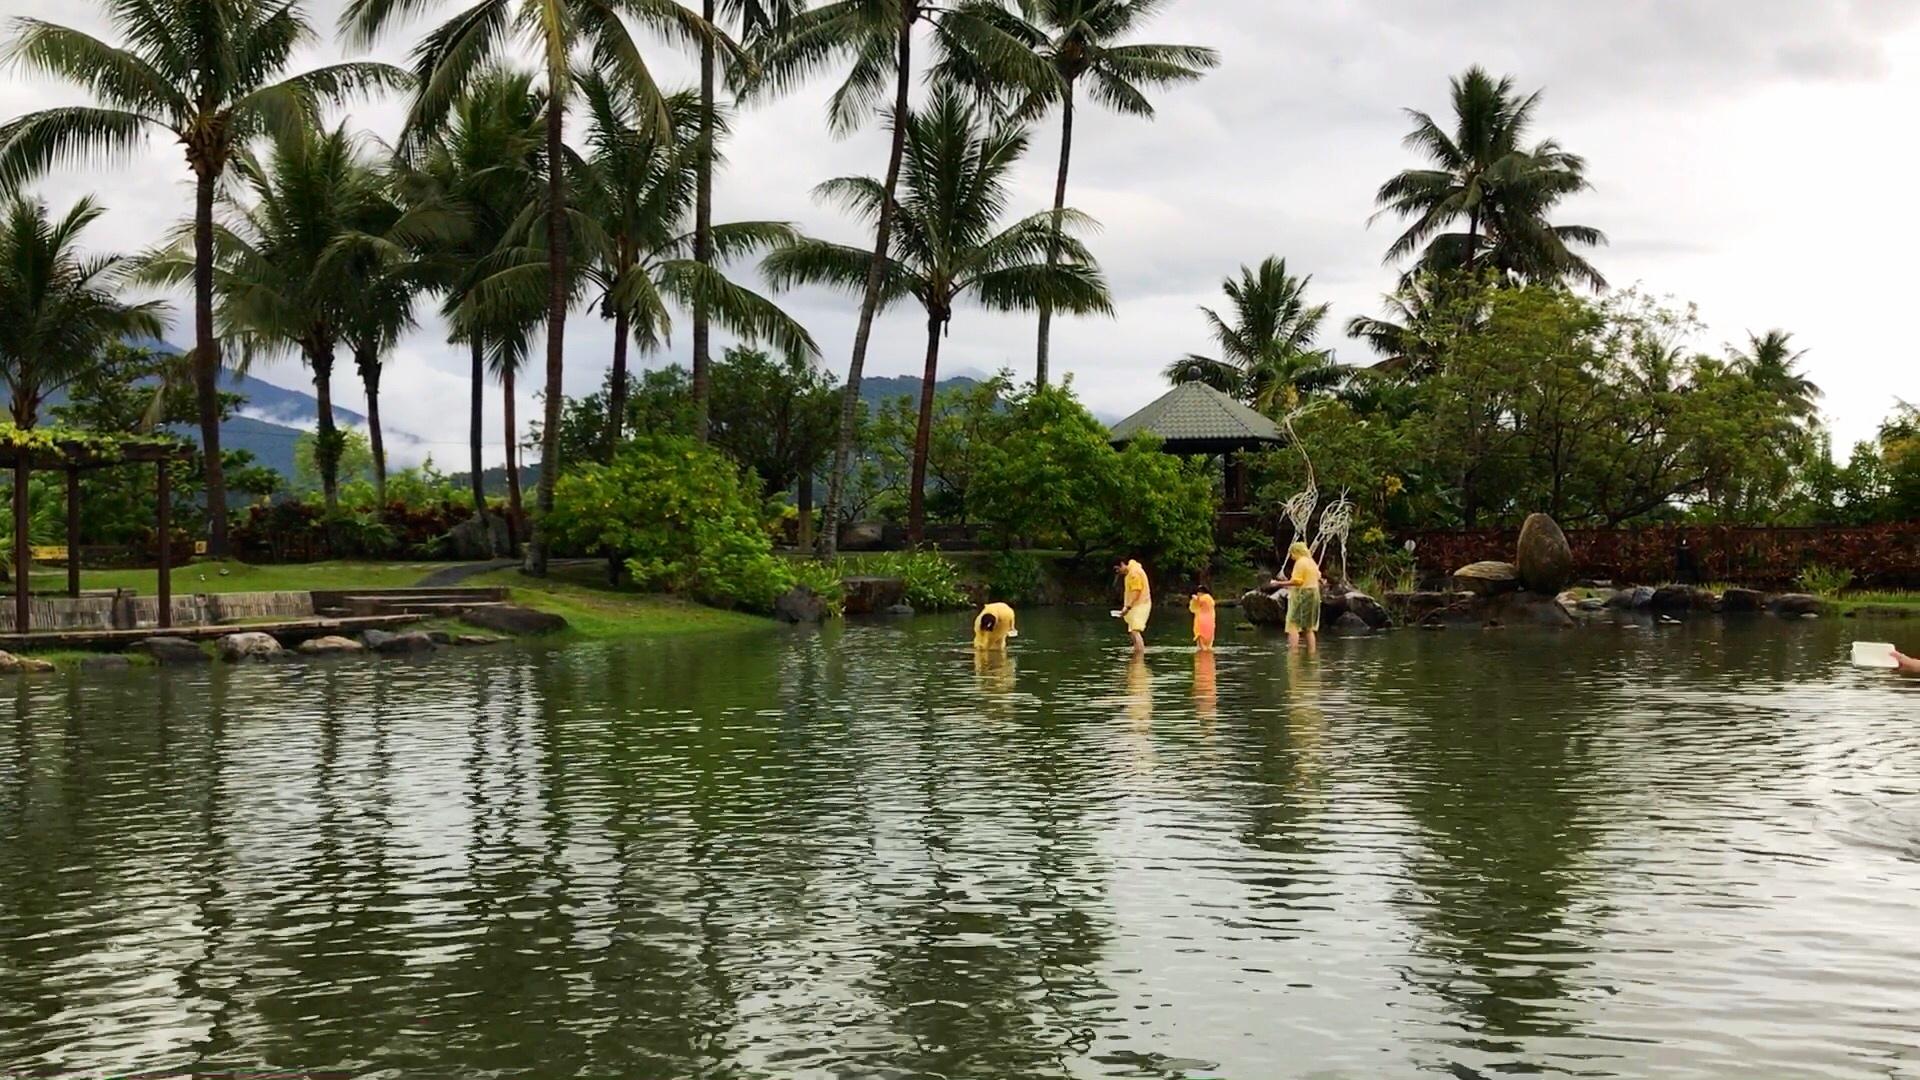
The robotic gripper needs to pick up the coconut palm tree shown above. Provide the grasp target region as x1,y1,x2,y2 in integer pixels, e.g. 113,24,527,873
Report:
753,0,1049,556
1732,329,1822,425
946,0,1215,386
0,0,404,554
575,73,815,458
1164,256,1346,414
0,194,167,427
1372,66,1605,289
345,0,733,575
1345,269,1487,379
767,88,1111,541
336,172,431,514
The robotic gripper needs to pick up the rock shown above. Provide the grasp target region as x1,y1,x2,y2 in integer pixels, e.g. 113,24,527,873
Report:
883,603,916,616
1720,587,1766,613
133,637,208,665
1340,590,1393,629
1767,593,1823,617
1240,589,1286,626
1452,560,1522,597
1605,586,1655,610
1416,596,1489,628
447,512,511,559
0,651,55,674
1391,591,1477,624
426,630,454,646
1487,591,1577,629
1330,611,1372,634
1577,597,1607,612
838,522,886,552
453,634,503,647
459,604,568,636
842,576,907,615
773,585,825,624
363,629,435,655
1515,513,1576,595
1650,584,1714,612
297,635,366,656
217,631,285,663
78,655,132,671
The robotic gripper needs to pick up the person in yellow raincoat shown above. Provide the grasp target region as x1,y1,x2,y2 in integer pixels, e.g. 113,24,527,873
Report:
1188,585,1216,651
1275,541,1322,649
1115,558,1151,655
972,602,1018,651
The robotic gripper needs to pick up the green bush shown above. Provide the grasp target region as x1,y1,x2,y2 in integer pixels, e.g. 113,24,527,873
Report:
985,551,1045,605
785,558,848,617
1797,562,1854,597
545,435,794,613
840,550,970,611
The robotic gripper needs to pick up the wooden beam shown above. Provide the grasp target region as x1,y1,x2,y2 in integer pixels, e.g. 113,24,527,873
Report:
65,466,80,599
13,457,27,635
156,460,171,630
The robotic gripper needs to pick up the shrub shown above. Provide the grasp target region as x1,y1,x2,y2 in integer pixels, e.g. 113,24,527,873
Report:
1797,562,1854,597
841,550,970,611
785,558,848,617
986,551,1046,605
545,435,793,613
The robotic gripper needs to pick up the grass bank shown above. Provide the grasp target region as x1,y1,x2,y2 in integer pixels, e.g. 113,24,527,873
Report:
467,565,774,640
1832,591,1920,618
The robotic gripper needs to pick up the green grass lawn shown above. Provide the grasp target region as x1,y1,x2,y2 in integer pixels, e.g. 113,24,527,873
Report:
23,559,439,595
469,565,773,639
1833,590,1920,616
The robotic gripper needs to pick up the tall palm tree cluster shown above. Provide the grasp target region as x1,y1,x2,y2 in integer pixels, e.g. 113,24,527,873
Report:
0,0,1217,566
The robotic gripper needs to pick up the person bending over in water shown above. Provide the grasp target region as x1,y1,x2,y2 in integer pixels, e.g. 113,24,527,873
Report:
1189,585,1216,651
1894,648,1920,675
1116,558,1152,656
973,602,1018,651
1272,541,1322,649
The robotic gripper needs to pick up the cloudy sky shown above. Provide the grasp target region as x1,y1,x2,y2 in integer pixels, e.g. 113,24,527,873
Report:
5,0,1918,467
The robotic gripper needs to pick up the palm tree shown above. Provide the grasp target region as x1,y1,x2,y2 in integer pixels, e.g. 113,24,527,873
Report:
691,0,803,443
1372,66,1605,289
345,0,733,576
767,89,1110,540
1345,269,1486,378
575,73,814,458
753,0,1048,556
1164,256,1345,413
337,174,428,514
0,194,167,427
402,69,547,535
1733,329,1822,424
0,0,404,554
949,0,1215,386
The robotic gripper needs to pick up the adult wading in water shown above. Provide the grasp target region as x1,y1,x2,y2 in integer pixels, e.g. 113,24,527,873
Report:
1116,558,1151,656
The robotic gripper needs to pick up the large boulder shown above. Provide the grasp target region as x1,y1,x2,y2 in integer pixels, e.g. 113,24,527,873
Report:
1486,591,1577,629
1390,591,1476,624
447,513,511,559
78,654,131,672
1452,561,1521,597
0,651,55,674
363,629,436,655
838,522,886,552
1339,590,1393,629
1240,589,1286,626
217,631,285,663
133,637,208,665
842,576,907,616
1330,611,1373,634
1720,587,1766,613
1605,586,1656,610
1416,597,1489,628
1768,592,1823,617
297,635,366,657
1515,513,1576,595
1650,584,1715,612
773,585,825,624
459,604,568,636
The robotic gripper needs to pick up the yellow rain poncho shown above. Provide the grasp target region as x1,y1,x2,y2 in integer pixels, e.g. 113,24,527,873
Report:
1121,560,1152,633
1284,542,1322,633
973,602,1018,650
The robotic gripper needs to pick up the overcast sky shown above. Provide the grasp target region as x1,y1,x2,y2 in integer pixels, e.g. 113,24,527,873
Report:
5,0,1918,468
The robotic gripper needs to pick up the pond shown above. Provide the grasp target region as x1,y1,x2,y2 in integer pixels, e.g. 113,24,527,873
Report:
1,609,1917,1079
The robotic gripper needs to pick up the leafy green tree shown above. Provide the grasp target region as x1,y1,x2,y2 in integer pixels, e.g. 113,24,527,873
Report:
1373,66,1605,288
0,195,166,426
948,0,1216,385
1345,269,1490,380
767,87,1110,541
864,374,1010,525
1163,256,1346,412
753,0,1050,556
295,427,377,496
346,0,731,576
575,75,814,458
0,0,404,554
707,347,841,545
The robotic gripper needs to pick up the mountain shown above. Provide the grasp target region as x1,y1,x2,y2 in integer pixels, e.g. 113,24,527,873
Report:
859,374,984,408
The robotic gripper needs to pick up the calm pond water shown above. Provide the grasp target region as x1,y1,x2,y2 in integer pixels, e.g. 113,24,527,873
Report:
1,609,1917,1079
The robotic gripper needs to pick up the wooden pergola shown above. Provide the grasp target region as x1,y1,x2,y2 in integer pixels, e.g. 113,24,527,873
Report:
2,437,196,634
1108,382,1287,507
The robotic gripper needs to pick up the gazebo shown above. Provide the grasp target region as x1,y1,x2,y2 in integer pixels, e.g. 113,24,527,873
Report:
1108,382,1285,507
2,433,195,634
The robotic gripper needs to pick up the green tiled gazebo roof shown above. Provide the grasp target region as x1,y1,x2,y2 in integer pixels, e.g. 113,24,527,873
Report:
1108,382,1285,454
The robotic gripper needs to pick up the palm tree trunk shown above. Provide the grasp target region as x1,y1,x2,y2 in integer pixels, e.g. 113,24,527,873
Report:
1034,80,1074,388
1464,206,1480,274
818,0,916,558
907,312,943,543
468,336,486,518
528,92,569,577
691,0,718,443
796,470,813,550
359,345,387,517
504,363,523,549
193,169,229,557
311,340,340,517
607,299,631,458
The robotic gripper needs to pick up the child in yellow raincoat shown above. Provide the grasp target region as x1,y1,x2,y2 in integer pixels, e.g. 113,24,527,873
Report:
972,602,1018,651
1188,586,1216,651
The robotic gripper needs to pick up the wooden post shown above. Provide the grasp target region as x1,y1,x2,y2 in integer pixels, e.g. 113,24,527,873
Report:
65,466,80,599
13,457,28,635
156,459,171,630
